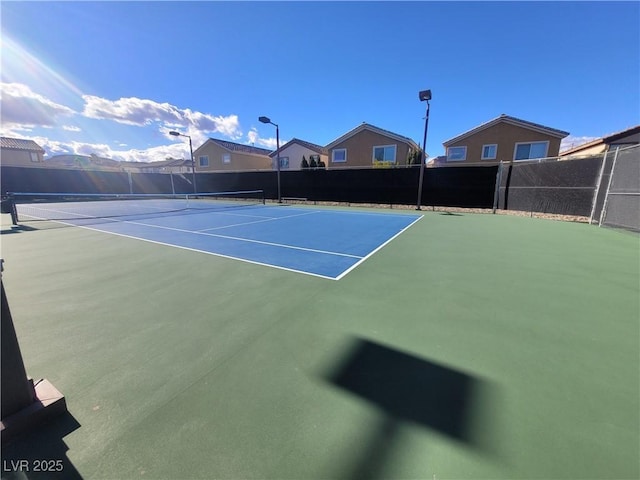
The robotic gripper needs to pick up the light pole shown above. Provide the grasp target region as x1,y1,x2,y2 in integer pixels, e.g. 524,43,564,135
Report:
416,89,431,210
259,116,281,203
169,131,197,194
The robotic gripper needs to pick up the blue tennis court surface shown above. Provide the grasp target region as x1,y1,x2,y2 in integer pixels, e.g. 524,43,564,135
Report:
19,202,422,280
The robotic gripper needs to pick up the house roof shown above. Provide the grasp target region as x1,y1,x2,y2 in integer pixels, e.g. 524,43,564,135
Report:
268,138,328,157
202,138,273,156
136,158,191,168
0,137,45,152
559,125,640,156
325,122,420,150
443,114,570,146
46,154,121,167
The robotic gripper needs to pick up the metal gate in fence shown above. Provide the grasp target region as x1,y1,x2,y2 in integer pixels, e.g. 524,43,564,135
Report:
597,145,640,232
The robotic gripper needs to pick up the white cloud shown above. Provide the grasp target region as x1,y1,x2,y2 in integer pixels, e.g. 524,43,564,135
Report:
82,95,242,141
247,128,258,145
29,135,187,163
184,110,241,140
82,95,183,126
244,127,282,150
0,82,75,128
560,135,599,151
256,137,280,150
1,84,247,162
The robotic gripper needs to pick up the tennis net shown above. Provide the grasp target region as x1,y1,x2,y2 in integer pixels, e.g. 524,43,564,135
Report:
7,190,265,224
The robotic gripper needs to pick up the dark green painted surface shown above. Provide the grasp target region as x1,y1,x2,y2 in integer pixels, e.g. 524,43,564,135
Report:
1,209,638,479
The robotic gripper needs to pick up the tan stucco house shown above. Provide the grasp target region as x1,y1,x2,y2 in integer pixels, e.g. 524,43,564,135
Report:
0,137,46,166
559,125,640,157
325,123,421,169
442,114,569,165
193,138,272,172
269,138,328,170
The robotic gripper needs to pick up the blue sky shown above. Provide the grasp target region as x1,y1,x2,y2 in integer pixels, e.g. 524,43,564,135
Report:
1,1,639,162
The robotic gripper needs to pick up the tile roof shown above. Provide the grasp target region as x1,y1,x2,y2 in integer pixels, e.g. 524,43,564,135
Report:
269,138,328,157
443,114,569,146
209,138,273,156
326,123,420,150
0,137,45,152
560,125,640,155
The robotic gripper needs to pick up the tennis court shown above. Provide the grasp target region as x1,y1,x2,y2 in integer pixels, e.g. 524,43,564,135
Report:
1,203,638,479
9,193,422,280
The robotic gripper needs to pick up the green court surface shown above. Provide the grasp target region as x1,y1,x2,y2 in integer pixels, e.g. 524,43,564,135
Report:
1,207,639,480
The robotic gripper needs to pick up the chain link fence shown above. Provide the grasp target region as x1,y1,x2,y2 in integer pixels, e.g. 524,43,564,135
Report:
494,154,603,217
2,145,638,230
597,145,640,232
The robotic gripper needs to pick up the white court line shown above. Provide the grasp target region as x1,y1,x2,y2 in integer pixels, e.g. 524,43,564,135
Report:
19,206,423,280
334,215,423,281
99,217,364,259
21,216,341,281
197,210,321,232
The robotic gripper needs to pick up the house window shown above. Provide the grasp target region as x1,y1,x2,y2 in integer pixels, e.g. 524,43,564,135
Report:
372,145,397,163
514,141,548,161
30,152,40,162
199,155,209,167
482,144,497,160
278,156,289,169
222,153,231,164
447,146,467,161
332,148,347,163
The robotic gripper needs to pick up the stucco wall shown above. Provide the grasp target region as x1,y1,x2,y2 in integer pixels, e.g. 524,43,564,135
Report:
328,130,414,168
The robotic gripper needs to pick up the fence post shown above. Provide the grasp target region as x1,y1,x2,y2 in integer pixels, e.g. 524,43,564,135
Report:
492,162,503,214
589,152,608,224
598,147,620,227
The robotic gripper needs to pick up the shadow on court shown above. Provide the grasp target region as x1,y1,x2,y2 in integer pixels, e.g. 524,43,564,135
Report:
1,412,83,479
324,338,504,479
0,224,40,234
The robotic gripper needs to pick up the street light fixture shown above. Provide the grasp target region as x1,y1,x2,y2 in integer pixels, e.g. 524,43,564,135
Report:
416,89,432,210
259,116,281,203
169,130,197,194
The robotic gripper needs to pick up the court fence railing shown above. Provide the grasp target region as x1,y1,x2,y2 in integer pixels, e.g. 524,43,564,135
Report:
2,145,638,231
595,145,640,232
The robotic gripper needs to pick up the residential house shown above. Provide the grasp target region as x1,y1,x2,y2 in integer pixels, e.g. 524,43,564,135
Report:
135,158,193,174
45,154,122,170
268,138,328,170
0,137,45,166
442,114,569,165
193,138,272,172
559,125,640,157
325,123,421,169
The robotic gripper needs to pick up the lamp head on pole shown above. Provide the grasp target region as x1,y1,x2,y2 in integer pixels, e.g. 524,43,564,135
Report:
418,89,432,102
169,130,189,138
258,116,271,124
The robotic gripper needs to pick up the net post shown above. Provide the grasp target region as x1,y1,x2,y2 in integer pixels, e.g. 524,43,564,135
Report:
6,194,18,225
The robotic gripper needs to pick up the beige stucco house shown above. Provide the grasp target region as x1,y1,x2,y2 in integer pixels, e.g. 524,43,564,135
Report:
0,137,46,166
193,138,272,172
442,114,569,165
325,123,421,169
559,125,640,157
268,138,328,170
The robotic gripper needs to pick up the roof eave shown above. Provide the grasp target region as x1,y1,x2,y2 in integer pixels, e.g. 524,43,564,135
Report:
326,123,419,150
443,116,569,146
